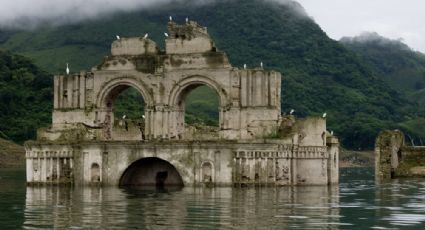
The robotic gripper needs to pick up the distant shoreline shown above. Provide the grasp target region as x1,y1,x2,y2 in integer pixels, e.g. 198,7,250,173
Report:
340,150,374,168
0,138,25,168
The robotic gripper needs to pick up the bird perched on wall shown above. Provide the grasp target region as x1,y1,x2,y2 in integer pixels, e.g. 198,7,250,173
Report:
322,113,327,118
142,115,145,119
186,17,189,23
290,109,295,115
116,35,120,40
169,16,173,21
66,63,69,75
122,115,126,119
143,33,148,39
330,130,334,136
243,64,247,69
260,62,263,69
164,32,169,37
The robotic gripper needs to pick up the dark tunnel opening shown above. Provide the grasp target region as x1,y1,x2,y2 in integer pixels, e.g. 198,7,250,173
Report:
119,157,184,189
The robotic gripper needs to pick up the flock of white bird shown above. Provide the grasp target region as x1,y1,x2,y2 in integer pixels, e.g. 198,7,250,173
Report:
66,16,267,75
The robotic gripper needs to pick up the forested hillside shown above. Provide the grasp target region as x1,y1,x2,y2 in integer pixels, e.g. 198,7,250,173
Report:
340,33,425,146
0,51,52,143
0,0,424,149
341,32,425,107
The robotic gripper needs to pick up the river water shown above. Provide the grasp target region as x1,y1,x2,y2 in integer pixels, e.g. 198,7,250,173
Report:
1,168,425,229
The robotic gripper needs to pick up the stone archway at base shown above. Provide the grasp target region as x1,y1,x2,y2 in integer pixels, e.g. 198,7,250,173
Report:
119,157,184,188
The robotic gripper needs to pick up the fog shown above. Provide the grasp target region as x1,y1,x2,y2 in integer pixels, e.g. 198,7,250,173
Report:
296,0,425,52
0,0,423,52
340,32,411,51
0,0,299,29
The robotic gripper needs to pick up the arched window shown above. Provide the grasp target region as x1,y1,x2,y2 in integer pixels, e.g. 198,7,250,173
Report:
185,86,219,127
202,162,213,183
91,163,100,183
103,85,146,141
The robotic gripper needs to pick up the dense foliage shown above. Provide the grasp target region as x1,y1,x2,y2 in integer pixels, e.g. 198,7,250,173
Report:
0,50,52,143
0,0,424,148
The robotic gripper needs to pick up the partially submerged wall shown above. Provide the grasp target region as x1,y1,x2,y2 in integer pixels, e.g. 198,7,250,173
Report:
26,138,339,186
375,130,425,180
375,130,404,180
395,146,425,177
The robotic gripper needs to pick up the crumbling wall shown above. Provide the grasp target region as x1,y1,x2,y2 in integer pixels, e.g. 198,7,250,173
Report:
166,21,213,54
394,146,425,177
375,130,405,180
111,38,159,56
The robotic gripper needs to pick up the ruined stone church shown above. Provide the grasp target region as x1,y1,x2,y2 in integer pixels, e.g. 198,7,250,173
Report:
25,20,339,187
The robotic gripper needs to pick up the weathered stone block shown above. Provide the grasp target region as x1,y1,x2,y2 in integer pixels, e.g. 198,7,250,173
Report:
111,38,159,56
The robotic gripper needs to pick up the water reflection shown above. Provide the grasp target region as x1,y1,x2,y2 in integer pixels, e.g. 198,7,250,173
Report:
16,168,425,229
24,186,340,229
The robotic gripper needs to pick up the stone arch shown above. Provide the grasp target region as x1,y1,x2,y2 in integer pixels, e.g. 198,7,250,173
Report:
119,157,184,188
168,75,229,136
168,75,228,107
96,76,153,109
95,77,153,140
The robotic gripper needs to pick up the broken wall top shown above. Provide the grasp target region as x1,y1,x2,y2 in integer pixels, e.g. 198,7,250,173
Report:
111,38,159,56
110,21,215,57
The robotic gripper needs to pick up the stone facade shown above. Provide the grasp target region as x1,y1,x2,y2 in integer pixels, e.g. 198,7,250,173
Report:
25,21,339,187
375,130,425,180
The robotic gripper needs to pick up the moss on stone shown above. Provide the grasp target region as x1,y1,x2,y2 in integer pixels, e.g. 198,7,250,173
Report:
395,149,425,177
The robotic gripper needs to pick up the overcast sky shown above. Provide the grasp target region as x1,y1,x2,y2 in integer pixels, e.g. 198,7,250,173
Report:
296,0,425,52
0,0,424,52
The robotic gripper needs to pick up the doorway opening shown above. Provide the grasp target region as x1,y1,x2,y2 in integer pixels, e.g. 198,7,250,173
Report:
119,157,184,189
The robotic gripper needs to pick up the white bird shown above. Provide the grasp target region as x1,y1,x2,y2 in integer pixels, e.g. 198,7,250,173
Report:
243,64,247,69
260,61,263,68
169,16,173,21
290,109,295,115
116,35,120,40
322,113,327,118
142,115,145,119
186,17,189,23
66,63,69,75
143,33,148,39
122,115,126,119
164,32,169,37
330,130,334,136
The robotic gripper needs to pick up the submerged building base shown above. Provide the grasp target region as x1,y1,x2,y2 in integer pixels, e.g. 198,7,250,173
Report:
26,138,339,187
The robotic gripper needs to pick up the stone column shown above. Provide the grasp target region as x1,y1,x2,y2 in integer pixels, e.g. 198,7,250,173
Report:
57,156,61,182
79,72,86,109
26,156,33,183
327,136,340,184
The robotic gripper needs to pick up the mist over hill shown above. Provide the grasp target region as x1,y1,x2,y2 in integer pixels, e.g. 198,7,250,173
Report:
341,32,425,102
341,32,425,145
0,0,424,149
